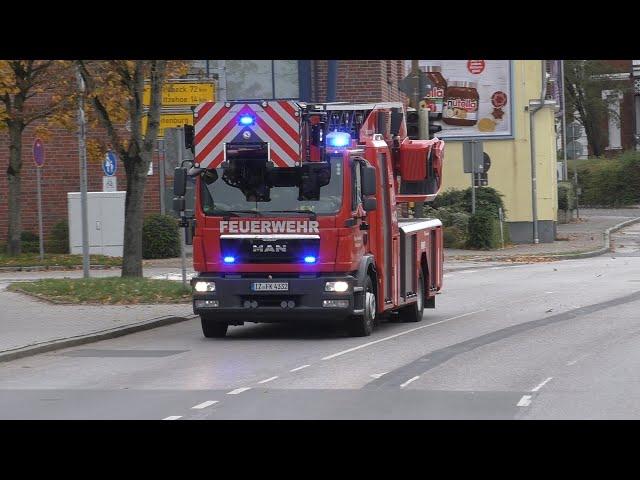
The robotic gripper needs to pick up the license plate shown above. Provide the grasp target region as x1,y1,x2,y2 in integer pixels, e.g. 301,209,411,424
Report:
251,282,289,292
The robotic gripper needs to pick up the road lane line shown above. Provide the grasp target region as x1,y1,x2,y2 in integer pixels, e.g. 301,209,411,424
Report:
192,400,218,409
227,387,251,395
258,376,279,384
370,372,388,379
400,376,420,388
321,309,486,361
567,353,591,366
290,364,310,372
163,416,182,420
517,395,532,407
531,377,553,392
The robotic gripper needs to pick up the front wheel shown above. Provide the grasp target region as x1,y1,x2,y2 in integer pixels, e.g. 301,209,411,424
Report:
399,270,425,323
201,315,228,338
347,276,376,337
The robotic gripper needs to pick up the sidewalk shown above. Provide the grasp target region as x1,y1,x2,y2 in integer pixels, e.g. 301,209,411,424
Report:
446,207,640,261
0,281,194,362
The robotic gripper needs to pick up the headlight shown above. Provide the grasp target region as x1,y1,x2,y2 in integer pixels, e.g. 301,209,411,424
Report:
194,281,216,292
325,281,349,292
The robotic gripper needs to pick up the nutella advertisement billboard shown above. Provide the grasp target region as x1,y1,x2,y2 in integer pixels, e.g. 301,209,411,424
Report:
416,60,514,140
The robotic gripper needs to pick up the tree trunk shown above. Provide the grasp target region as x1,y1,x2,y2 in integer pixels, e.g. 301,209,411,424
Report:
121,153,150,277
6,122,24,255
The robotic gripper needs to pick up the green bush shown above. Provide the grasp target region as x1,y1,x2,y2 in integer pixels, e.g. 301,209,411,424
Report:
466,211,502,250
47,220,70,254
443,226,467,249
573,151,640,207
142,214,180,259
557,181,576,211
433,187,506,217
21,231,40,253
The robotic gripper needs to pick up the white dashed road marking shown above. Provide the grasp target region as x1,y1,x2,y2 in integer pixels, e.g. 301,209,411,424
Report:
258,376,279,384
321,309,486,361
531,377,553,392
163,416,182,420
370,372,388,379
517,395,532,407
290,364,310,372
227,387,252,395
191,400,218,410
400,376,420,388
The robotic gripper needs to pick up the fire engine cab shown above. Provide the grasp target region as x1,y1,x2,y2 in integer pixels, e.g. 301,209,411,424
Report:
173,100,445,338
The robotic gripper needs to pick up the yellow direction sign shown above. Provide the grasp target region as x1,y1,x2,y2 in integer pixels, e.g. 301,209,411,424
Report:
143,82,215,107
142,113,193,139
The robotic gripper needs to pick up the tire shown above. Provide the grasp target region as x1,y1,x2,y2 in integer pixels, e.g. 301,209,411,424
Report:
347,276,376,337
201,315,228,338
399,270,425,323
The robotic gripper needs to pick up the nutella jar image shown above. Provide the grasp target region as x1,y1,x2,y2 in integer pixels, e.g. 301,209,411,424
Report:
420,64,447,119
442,80,479,127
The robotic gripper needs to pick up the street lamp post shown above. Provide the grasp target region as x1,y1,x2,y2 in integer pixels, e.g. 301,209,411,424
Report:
76,65,90,278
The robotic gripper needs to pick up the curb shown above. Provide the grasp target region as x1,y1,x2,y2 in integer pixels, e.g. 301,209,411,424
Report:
447,216,640,263
0,314,197,364
545,216,640,260
0,265,117,273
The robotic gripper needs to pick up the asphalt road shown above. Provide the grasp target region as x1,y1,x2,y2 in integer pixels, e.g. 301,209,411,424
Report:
1,225,639,420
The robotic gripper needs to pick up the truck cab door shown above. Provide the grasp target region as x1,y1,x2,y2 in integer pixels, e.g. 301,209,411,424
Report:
349,158,367,260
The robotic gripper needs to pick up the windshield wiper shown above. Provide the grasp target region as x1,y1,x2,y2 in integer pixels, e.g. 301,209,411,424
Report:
263,210,317,219
216,209,264,217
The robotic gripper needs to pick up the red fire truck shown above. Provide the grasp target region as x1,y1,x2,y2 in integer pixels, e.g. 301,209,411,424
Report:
173,100,445,338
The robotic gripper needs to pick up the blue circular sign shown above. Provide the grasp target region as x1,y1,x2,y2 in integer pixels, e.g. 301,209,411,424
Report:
103,151,117,176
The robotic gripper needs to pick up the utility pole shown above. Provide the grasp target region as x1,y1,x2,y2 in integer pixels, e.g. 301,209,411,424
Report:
411,60,424,218
76,65,90,278
560,60,568,181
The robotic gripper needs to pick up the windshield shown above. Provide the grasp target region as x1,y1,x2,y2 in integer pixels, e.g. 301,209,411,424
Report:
200,158,343,216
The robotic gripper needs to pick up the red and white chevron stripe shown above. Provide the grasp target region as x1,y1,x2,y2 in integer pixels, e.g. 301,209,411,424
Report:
194,100,301,168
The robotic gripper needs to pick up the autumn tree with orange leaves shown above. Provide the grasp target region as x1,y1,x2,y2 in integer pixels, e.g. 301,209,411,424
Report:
0,60,76,255
77,60,187,277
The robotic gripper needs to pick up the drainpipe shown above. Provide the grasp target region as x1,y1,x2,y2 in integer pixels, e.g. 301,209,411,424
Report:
528,60,548,244
326,60,338,102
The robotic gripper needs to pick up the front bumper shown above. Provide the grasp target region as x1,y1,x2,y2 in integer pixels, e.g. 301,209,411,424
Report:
191,273,362,324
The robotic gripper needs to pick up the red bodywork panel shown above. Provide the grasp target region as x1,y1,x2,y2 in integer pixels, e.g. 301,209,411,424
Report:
191,101,444,315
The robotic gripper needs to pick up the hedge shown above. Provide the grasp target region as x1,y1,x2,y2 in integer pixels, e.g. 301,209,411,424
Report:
20,231,40,253
142,214,181,259
571,151,640,207
557,181,576,211
425,187,509,249
47,220,70,254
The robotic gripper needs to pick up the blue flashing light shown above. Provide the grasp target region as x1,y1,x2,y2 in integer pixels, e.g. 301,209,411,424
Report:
223,256,236,264
326,131,351,148
239,115,254,126
304,256,317,264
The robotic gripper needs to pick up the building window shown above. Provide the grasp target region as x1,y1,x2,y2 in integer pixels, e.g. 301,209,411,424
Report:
225,60,299,100
602,89,623,150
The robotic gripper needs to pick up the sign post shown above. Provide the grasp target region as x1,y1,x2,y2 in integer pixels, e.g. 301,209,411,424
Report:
33,139,45,261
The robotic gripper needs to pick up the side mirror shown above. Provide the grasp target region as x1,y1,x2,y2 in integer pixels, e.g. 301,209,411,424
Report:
184,124,195,151
363,197,377,212
361,165,377,196
173,167,187,197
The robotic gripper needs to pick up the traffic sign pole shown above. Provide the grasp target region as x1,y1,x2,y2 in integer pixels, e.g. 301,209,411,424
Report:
36,167,44,261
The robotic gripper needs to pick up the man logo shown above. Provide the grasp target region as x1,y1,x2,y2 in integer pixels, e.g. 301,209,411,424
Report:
253,244,287,253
